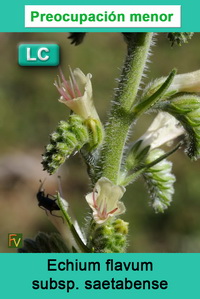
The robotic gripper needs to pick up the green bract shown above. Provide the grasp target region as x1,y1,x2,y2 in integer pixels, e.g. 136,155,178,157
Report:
143,149,176,213
42,114,104,174
162,95,200,160
167,32,194,46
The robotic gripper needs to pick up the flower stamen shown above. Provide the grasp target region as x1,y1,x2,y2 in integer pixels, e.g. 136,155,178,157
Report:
69,67,82,97
108,207,118,215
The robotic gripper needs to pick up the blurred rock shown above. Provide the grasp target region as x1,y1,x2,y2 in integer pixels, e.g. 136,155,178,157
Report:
0,152,58,192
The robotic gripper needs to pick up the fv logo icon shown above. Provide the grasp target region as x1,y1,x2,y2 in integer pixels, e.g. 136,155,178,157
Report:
8,233,23,248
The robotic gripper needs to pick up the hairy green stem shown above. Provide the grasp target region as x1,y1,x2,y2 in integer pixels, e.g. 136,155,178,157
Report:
99,33,153,183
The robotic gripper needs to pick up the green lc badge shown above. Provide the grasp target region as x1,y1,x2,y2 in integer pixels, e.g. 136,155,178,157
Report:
18,44,60,66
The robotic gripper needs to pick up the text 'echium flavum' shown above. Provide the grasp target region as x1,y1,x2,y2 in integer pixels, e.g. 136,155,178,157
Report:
54,67,99,121
85,177,126,224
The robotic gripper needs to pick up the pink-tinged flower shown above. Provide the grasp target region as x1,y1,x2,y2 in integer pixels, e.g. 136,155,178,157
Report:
54,67,99,120
85,177,126,224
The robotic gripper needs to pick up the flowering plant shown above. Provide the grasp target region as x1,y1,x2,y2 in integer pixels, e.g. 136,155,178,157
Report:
19,32,200,253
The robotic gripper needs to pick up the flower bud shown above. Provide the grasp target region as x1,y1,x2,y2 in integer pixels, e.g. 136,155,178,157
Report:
88,219,129,253
143,148,176,213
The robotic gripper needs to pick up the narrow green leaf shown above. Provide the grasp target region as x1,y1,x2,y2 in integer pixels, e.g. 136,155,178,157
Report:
132,69,176,118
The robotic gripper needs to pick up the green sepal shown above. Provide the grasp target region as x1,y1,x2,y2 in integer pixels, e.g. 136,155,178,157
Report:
141,78,178,104
84,118,104,150
123,140,150,173
69,114,90,146
56,120,71,134
162,94,200,160
119,140,150,184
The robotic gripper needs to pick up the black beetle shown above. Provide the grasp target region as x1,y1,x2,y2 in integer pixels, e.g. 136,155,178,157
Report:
36,180,63,221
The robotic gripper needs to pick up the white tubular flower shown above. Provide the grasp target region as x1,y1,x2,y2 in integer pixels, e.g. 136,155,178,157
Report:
85,177,126,224
54,67,99,120
169,69,200,93
143,69,200,101
139,112,185,150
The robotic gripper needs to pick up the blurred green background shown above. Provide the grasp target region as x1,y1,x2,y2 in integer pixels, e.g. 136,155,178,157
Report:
0,32,200,253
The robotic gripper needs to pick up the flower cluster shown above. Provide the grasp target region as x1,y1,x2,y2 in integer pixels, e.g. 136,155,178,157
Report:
37,63,200,254
42,115,89,174
143,148,176,213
